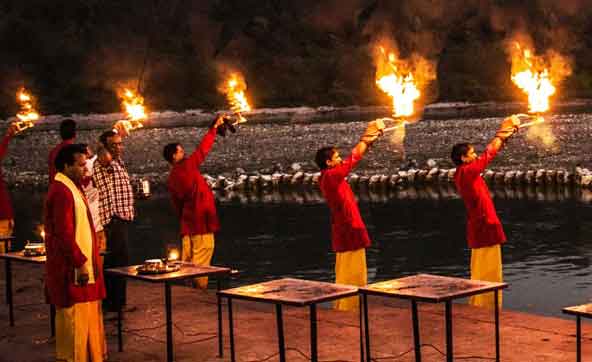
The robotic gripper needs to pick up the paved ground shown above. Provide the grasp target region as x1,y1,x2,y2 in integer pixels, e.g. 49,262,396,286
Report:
0,262,589,362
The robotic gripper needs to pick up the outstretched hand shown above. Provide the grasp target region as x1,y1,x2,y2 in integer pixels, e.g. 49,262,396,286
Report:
360,119,386,145
496,115,520,141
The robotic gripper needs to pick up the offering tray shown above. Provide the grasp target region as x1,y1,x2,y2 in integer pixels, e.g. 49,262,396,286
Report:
136,259,181,275
23,242,46,257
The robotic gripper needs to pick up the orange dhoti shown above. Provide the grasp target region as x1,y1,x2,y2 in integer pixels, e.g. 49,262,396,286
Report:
334,248,367,311
469,244,503,309
55,300,106,362
182,233,214,289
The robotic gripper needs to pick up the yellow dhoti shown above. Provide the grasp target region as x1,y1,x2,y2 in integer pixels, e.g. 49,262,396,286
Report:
0,219,14,253
55,300,105,362
469,244,503,309
334,248,367,311
182,233,215,289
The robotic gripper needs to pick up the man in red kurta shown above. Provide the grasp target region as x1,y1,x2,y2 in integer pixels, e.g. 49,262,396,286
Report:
163,115,228,288
316,119,385,311
45,143,106,362
48,119,76,183
451,115,520,308
0,124,17,252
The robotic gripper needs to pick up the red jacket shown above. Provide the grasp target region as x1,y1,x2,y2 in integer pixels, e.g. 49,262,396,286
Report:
44,180,105,308
454,144,506,249
48,139,74,183
167,127,220,236
319,148,371,252
0,134,13,220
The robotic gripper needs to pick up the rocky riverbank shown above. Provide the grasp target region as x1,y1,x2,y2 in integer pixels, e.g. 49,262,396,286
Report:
3,104,592,190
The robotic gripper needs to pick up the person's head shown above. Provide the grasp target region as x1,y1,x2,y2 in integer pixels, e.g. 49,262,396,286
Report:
451,143,477,166
99,130,123,158
163,143,184,164
96,144,112,167
55,144,87,182
315,146,341,170
59,119,76,141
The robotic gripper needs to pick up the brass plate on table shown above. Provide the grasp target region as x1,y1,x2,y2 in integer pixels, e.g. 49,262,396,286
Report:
136,264,181,275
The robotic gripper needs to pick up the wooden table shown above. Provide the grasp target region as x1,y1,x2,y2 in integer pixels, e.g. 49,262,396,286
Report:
563,303,592,362
359,274,508,362
0,251,55,335
218,278,359,362
105,263,232,362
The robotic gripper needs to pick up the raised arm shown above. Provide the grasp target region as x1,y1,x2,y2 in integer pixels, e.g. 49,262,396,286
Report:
328,119,385,179
464,115,520,175
187,116,227,168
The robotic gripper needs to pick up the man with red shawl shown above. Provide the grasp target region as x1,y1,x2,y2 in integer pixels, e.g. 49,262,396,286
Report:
45,143,106,361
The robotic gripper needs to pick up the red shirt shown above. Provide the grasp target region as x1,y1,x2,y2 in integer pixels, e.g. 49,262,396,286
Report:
44,180,105,308
0,134,13,220
319,148,371,252
48,139,74,183
167,127,220,236
454,144,506,249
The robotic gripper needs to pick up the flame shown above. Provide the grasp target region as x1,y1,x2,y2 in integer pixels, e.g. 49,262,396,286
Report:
375,46,434,118
14,88,40,132
119,88,147,122
220,72,251,120
167,248,179,261
510,42,571,113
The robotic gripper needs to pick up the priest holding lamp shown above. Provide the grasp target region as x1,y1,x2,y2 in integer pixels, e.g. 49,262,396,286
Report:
451,115,520,309
315,119,385,311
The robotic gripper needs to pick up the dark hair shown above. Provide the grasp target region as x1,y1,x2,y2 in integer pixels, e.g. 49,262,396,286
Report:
451,143,472,166
315,147,336,170
99,130,117,147
59,119,76,140
163,143,181,163
55,144,87,172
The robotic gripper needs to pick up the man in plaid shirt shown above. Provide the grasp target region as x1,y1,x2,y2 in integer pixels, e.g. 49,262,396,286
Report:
93,129,135,312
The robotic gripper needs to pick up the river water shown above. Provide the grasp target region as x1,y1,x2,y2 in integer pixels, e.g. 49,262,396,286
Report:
11,188,592,318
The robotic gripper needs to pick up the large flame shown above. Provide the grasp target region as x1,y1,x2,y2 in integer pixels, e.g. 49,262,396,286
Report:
14,88,40,133
511,44,554,113
375,45,434,119
119,88,147,122
510,42,571,113
221,72,251,115
376,47,421,118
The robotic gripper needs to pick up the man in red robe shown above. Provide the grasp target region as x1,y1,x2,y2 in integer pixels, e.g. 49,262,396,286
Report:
0,124,17,252
45,143,106,362
451,115,520,308
163,115,229,288
48,119,76,183
315,119,385,311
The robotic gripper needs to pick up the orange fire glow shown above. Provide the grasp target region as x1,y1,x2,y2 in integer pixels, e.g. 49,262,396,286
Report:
14,88,40,133
116,88,147,133
375,46,434,119
220,72,251,123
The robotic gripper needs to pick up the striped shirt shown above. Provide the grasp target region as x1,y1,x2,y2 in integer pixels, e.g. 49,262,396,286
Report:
92,158,135,226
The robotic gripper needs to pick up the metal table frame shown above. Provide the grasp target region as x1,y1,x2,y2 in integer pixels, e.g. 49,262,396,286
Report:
0,251,55,336
218,278,359,362
563,304,592,362
105,264,232,362
359,275,508,362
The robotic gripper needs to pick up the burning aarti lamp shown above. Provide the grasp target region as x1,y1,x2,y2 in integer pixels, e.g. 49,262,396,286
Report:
166,246,182,267
13,88,40,135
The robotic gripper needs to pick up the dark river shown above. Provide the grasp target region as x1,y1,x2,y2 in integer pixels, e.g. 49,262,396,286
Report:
11,187,592,318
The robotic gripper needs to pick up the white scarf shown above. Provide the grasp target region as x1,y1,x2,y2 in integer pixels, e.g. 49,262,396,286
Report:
55,172,95,284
